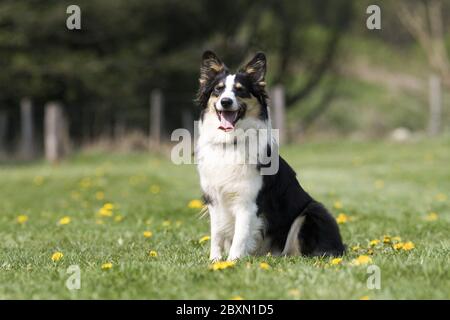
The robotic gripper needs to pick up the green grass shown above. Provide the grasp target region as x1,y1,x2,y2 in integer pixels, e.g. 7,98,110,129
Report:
0,139,449,299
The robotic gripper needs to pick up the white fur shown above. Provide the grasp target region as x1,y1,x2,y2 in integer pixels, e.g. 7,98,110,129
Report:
215,75,239,112
197,82,271,260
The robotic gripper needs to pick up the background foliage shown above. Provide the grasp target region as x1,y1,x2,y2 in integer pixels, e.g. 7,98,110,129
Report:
0,0,449,150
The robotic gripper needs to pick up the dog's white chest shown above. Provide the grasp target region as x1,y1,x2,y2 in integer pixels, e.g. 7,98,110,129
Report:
197,143,262,203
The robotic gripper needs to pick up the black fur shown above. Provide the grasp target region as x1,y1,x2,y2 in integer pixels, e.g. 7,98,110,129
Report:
202,193,213,206
257,156,345,256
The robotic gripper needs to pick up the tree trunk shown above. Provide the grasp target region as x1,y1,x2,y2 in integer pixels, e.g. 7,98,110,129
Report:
428,73,442,136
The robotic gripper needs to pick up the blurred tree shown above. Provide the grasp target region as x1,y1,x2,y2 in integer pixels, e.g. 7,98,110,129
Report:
0,0,354,151
397,0,450,135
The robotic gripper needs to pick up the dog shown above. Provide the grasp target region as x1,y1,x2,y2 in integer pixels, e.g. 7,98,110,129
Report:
196,51,345,261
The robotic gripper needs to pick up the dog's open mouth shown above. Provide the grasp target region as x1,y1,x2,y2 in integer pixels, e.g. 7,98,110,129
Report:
217,110,239,132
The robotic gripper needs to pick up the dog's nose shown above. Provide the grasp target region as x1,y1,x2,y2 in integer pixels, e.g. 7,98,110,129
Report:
220,97,233,108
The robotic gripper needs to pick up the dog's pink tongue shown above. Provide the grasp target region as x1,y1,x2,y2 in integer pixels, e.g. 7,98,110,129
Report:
219,111,236,131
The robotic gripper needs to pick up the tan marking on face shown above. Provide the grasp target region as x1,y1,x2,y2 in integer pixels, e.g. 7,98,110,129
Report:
235,82,243,89
207,95,219,113
237,96,261,118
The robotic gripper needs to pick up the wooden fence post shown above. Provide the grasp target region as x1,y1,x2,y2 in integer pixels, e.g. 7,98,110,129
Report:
428,73,442,136
20,98,35,159
271,85,286,145
44,102,70,163
0,110,7,157
149,89,163,149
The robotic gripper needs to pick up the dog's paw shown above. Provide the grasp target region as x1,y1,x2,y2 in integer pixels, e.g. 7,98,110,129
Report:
209,255,223,263
226,253,243,262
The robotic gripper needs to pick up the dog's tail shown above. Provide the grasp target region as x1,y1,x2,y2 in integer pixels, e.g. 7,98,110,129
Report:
296,201,346,257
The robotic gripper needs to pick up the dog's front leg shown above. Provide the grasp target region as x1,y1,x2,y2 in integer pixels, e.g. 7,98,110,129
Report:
228,203,259,261
209,205,225,262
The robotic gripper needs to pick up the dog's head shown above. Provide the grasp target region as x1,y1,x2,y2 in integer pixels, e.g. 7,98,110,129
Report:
196,51,269,133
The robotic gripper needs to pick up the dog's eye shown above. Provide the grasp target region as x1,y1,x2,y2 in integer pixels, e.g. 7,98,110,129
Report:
214,84,224,92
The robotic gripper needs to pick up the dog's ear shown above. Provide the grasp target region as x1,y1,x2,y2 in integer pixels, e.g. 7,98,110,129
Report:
199,51,226,86
240,52,266,87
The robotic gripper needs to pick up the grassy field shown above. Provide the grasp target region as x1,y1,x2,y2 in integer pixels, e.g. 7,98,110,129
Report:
0,138,449,299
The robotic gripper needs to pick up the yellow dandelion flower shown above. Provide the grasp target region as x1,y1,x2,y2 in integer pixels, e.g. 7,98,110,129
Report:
33,176,44,186
374,179,384,189
288,289,301,298
393,242,404,250
359,296,370,300
333,201,343,209
366,248,374,255
99,207,113,217
259,262,271,270
79,178,92,189
198,235,210,244
210,261,236,271
149,185,160,194
336,213,349,224
369,239,380,246
149,250,158,257
424,212,438,222
423,153,434,162
383,235,391,244
162,220,171,227
58,216,71,225
71,191,81,200
392,236,402,242
114,215,123,222
434,193,447,202
95,168,105,177
95,191,105,200
230,296,243,300
51,252,64,262
188,199,204,209
101,262,113,270
402,241,415,251
17,215,29,224
103,203,114,210
143,231,153,238
352,157,362,166
330,258,343,265
351,255,372,266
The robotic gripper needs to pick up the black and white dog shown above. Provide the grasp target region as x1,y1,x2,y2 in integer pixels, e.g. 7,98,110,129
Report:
196,51,345,261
